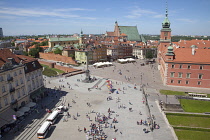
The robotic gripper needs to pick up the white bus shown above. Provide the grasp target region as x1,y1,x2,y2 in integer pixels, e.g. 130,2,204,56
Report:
37,121,52,139
56,106,67,114
46,110,59,124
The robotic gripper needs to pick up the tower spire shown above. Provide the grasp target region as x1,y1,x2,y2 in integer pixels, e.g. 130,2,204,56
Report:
162,0,170,28
81,28,83,35
166,1,168,17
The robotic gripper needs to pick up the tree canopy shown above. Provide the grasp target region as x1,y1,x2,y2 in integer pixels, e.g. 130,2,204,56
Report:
29,46,43,58
145,49,153,59
53,48,62,55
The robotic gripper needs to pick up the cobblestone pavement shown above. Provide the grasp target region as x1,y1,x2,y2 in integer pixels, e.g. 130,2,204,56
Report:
29,74,175,140
6,59,210,140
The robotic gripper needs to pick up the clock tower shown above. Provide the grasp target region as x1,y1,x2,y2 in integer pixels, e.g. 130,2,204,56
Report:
158,2,172,57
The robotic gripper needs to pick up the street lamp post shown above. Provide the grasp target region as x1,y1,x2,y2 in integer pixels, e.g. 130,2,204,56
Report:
83,51,92,83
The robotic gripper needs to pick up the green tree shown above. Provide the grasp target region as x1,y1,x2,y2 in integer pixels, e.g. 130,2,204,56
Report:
29,48,39,57
69,54,75,59
54,48,62,55
31,42,39,46
145,49,153,59
11,42,15,46
40,41,48,46
23,51,28,56
35,45,43,52
29,46,43,58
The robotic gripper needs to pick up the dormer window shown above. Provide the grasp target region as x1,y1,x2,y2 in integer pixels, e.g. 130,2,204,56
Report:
32,62,36,67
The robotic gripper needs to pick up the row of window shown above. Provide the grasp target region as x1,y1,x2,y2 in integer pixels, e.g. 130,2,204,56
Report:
171,64,204,70
28,79,43,92
2,78,24,93
54,42,77,46
0,70,23,82
170,72,203,79
170,80,202,85
0,88,25,109
27,71,42,81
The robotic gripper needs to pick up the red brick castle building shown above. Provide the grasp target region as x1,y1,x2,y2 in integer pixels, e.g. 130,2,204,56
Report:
157,7,210,89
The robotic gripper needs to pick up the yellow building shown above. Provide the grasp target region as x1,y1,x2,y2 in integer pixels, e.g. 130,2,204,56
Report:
75,50,93,64
49,37,79,48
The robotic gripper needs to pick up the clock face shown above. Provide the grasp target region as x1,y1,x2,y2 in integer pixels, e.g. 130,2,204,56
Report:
164,32,168,36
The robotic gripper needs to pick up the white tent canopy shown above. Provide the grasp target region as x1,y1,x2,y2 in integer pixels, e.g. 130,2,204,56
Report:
117,58,136,63
93,62,113,68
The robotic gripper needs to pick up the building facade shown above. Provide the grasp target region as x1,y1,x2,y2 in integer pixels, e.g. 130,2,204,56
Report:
0,49,44,131
49,37,79,48
158,7,210,89
75,50,93,64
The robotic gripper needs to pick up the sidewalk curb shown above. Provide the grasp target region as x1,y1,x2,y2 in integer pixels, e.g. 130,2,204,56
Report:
155,100,178,140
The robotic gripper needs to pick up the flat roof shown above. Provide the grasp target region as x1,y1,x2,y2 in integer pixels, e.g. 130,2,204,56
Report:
37,121,51,134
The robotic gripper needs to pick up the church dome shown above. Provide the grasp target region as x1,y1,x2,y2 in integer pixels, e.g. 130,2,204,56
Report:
162,17,170,28
168,46,173,50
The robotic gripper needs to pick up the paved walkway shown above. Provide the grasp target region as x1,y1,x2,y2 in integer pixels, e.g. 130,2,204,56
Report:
5,59,210,140
28,73,175,140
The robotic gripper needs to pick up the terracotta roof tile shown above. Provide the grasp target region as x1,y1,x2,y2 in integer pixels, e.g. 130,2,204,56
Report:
0,49,21,67
165,48,210,64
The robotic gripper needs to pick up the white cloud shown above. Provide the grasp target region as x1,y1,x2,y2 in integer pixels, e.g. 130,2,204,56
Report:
153,14,164,18
176,18,195,23
0,7,96,20
54,8,95,12
125,6,156,19
0,15,18,19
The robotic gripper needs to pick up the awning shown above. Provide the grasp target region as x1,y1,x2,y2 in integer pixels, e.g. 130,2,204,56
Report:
25,102,36,108
0,119,8,128
19,107,30,113
0,108,16,127
16,111,25,117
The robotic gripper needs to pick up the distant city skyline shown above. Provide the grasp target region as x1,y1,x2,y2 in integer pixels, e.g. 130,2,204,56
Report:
0,0,210,36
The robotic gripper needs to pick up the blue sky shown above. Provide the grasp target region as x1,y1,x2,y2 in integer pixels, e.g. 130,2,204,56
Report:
0,0,210,36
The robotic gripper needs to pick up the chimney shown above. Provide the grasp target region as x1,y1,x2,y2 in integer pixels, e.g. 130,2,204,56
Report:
192,48,195,55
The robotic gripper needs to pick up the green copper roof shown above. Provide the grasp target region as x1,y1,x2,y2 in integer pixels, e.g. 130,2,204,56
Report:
49,37,78,42
44,47,52,52
166,46,174,56
162,17,170,28
140,35,146,43
118,26,141,41
53,45,64,50
168,46,173,50
162,2,170,28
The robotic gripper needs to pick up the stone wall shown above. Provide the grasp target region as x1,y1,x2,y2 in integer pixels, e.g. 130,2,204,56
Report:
54,65,79,73
38,60,79,73
38,60,54,68
39,52,77,65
